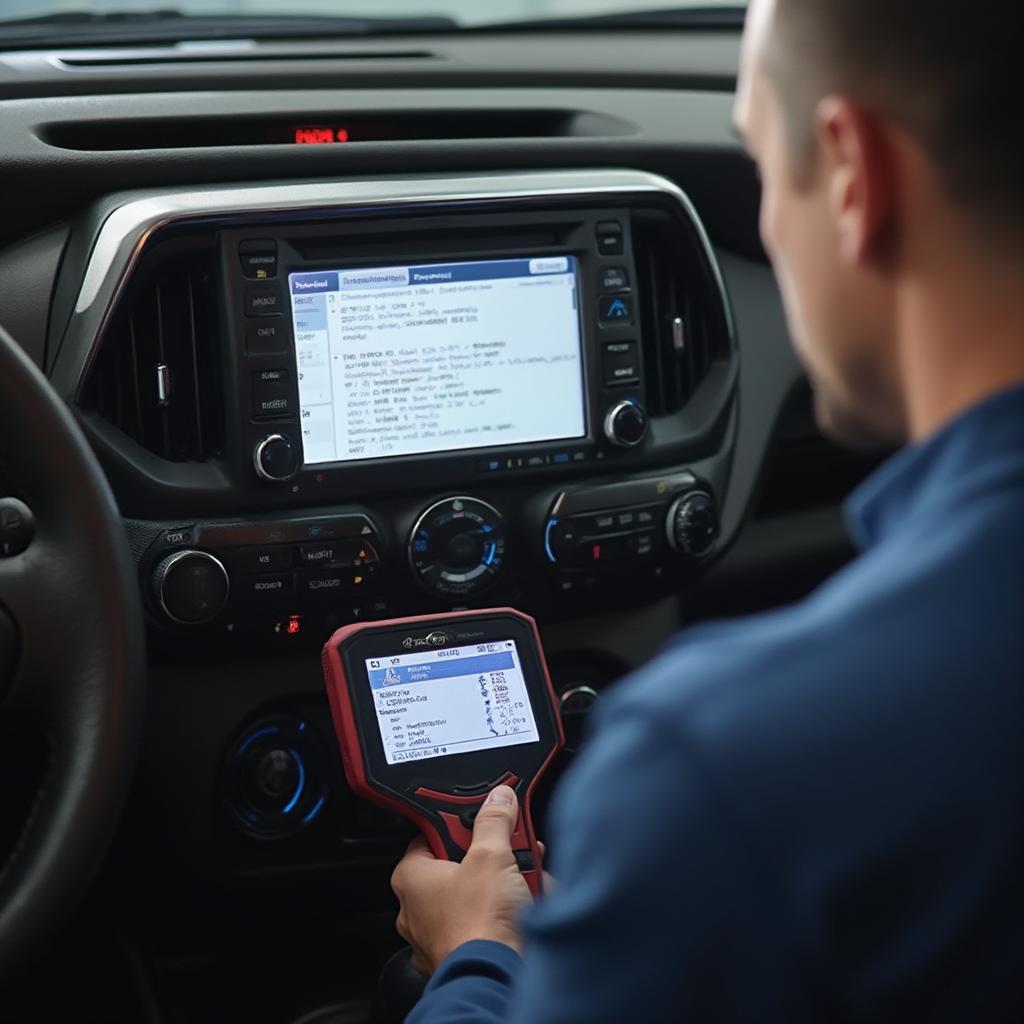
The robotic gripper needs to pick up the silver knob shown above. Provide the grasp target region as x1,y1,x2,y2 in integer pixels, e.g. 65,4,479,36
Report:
254,433,299,482
152,550,230,625
603,400,649,449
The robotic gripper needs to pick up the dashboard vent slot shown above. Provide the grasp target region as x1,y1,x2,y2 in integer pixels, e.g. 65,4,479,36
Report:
88,245,223,462
632,208,731,418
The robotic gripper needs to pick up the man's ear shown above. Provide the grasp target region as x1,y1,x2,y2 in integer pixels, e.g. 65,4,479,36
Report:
814,95,896,265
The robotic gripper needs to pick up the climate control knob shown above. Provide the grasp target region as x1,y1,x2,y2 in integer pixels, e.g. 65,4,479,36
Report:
152,550,230,625
409,497,506,598
604,400,649,449
254,433,299,482
666,491,719,559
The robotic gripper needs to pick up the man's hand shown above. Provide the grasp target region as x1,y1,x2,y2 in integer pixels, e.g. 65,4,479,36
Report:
390,785,533,975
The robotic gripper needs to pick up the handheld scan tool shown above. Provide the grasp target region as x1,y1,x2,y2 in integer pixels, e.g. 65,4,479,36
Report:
322,609,564,896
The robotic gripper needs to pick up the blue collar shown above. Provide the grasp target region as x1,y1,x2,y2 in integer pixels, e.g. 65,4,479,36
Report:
845,382,1024,550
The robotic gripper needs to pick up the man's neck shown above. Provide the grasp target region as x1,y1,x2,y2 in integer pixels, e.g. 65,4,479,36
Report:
897,248,1024,442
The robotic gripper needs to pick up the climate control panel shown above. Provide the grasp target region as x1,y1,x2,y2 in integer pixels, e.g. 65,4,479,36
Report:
543,471,719,587
140,510,385,638
132,473,719,647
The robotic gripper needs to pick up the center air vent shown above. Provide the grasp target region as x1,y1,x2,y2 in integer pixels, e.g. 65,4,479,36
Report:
86,243,223,463
632,208,733,418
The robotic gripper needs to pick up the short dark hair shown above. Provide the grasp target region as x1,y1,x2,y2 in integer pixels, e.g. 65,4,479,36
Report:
768,1,1023,230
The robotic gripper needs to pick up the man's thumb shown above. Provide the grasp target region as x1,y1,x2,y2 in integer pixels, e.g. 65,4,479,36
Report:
471,785,518,852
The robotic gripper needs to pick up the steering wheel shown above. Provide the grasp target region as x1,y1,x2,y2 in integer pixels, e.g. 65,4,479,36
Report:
0,326,144,980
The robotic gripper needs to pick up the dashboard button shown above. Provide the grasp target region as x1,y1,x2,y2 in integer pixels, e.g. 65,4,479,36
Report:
585,536,627,563
596,220,624,256
296,569,348,601
231,547,293,574
600,266,630,292
239,572,293,603
252,369,293,419
298,542,345,566
239,239,278,280
245,322,288,356
603,341,640,385
245,285,285,317
628,532,657,557
599,295,634,325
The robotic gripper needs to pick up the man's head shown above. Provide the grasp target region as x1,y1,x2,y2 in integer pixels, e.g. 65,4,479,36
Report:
735,0,1024,446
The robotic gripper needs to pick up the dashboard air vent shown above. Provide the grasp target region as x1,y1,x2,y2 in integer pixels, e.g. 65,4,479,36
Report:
88,245,223,462
632,208,732,418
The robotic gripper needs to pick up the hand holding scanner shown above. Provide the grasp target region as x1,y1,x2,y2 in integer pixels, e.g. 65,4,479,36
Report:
322,609,564,896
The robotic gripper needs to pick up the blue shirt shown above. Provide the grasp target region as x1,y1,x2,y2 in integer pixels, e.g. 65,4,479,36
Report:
409,384,1024,1024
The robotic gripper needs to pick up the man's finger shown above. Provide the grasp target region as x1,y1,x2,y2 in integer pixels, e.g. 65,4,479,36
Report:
404,834,435,860
391,835,436,895
470,785,519,857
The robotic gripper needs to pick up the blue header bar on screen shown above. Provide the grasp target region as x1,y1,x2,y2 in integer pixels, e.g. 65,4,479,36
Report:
290,256,574,295
369,651,516,689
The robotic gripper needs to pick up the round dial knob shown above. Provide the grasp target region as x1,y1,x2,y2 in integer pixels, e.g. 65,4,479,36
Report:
409,497,506,598
254,433,299,482
152,550,230,625
666,491,719,559
604,400,649,449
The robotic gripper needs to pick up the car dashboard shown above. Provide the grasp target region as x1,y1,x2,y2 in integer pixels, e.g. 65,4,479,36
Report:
0,25,878,1020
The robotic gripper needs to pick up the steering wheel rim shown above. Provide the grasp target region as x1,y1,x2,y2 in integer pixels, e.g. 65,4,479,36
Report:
0,325,144,980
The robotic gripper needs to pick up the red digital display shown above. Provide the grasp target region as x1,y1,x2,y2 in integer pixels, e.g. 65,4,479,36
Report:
294,126,350,145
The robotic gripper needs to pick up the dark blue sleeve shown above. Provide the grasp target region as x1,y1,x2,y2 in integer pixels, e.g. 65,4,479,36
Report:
406,704,822,1023
406,941,523,1024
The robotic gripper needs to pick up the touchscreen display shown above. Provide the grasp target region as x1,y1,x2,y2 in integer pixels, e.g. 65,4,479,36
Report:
290,257,586,466
366,640,540,765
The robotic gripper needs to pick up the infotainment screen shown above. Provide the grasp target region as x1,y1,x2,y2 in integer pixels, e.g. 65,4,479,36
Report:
289,257,586,465
366,639,540,765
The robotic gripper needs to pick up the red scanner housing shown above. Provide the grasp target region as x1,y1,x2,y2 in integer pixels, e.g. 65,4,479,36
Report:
322,609,564,897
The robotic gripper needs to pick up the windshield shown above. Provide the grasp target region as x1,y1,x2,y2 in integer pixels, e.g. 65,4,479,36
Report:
0,1,745,27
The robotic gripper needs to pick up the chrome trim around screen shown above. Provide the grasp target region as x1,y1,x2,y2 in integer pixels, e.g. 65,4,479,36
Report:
55,169,735,401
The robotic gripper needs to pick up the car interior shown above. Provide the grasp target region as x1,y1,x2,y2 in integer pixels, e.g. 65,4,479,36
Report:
0,3,887,1021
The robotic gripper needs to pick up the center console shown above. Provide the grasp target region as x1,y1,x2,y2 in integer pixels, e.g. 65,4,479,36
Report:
51,170,738,649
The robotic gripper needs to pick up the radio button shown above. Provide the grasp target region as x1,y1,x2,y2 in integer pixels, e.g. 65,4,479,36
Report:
253,369,293,419
598,295,634,326
239,239,278,280
602,341,640,386
245,285,285,318
600,266,630,292
596,220,624,256
245,322,288,356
